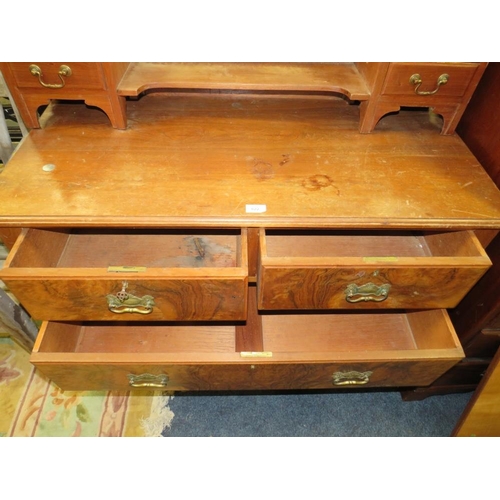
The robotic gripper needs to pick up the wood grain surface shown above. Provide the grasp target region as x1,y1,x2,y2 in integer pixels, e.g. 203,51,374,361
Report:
1,94,499,229
117,63,371,99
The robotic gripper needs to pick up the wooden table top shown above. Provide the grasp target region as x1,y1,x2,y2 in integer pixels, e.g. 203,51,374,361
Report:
1,93,500,229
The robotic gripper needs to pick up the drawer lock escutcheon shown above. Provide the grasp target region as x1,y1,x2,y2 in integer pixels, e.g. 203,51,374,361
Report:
345,282,390,303
409,73,449,95
128,373,169,388
333,371,373,386
106,281,155,315
29,64,72,89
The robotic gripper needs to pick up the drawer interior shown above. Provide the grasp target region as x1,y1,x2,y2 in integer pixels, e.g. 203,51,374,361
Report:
262,310,458,353
262,230,486,259
37,321,237,354
35,309,460,359
8,228,245,269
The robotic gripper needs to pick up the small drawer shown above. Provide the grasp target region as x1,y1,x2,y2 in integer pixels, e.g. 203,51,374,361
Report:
31,308,464,391
7,62,105,91
1,228,248,321
258,230,491,310
382,62,480,98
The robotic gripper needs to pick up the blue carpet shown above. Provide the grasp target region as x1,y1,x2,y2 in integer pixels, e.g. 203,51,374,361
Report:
162,389,472,437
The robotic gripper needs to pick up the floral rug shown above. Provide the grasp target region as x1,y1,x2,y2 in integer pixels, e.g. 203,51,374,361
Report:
0,336,174,437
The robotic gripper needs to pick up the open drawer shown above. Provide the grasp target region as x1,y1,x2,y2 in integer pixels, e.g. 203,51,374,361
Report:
31,305,464,391
258,229,491,310
1,228,248,321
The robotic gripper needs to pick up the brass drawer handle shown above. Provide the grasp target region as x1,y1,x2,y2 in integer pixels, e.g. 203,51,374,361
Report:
333,370,373,386
409,73,449,95
128,373,169,388
345,282,390,303
29,64,72,89
106,281,155,315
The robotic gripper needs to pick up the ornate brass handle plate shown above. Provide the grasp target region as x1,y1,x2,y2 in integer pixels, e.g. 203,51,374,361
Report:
345,282,390,303
333,370,373,386
106,281,155,314
409,73,449,95
29,64,72,89
128,373,169,388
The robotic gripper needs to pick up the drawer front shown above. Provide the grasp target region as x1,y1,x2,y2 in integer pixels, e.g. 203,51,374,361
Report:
31,359,462,392
7,62,105,91
3,277,248,321
382,62,480,98
258,266,488,310
1,228,248,321
258,230,491,310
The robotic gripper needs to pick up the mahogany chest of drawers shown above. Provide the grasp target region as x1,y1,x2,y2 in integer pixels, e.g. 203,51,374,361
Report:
0,63,499,392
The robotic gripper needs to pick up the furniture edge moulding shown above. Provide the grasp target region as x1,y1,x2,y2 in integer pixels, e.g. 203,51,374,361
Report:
0,62,129,130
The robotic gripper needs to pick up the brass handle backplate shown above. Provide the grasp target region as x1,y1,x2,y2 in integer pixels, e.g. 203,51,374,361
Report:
409,73,449,95
128,373,169,388
333,370,373,386
106,281,155,314
345,282,390,303
29,64,72,89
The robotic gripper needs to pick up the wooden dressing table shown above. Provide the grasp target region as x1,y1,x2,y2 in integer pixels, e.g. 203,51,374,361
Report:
1,63,500,393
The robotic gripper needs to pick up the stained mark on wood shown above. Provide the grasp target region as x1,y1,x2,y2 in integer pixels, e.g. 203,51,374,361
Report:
251,158,275,181
248,154,293,181
193,237,205,259
185,236,236,267
302,174,339,194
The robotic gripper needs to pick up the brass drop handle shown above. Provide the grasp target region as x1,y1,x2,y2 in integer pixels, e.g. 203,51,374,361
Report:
128,373,169,388
106,281,155,315
409,73,449,95
333,370,373,386
29,64,72,89
345,282,390,303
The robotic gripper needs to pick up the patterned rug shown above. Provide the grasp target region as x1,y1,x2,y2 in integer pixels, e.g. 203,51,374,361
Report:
0,336,174,437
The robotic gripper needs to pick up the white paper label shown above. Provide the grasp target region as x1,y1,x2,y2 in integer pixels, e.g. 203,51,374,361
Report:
245,204,267,213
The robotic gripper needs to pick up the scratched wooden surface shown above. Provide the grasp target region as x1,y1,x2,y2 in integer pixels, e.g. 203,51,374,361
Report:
1,93,500,229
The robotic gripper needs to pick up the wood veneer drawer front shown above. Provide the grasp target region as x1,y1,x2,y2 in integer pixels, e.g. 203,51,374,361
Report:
6,62,105,91
258,230,490,310
31,309,463,391
1,228,248,321
382,63,481,98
